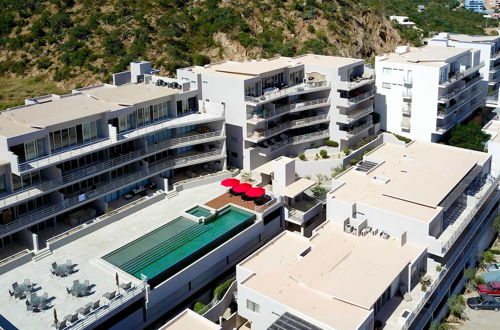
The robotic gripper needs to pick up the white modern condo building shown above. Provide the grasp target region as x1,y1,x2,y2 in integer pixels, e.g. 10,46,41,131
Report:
0,61,226,252
178,54,376,170
428,32,500,107
237,140,499,329
375,45,485,142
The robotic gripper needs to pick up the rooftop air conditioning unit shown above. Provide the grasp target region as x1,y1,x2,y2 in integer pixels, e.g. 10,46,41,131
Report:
344,224,353,233
372,228,379,236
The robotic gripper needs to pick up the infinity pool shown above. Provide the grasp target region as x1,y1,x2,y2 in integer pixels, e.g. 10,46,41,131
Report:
103,206,255,284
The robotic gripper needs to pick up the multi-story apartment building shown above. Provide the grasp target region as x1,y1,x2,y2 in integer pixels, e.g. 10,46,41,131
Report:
0,61,226,252
428,32,500,107
375,45,485,142
485,0,500,9
178,54,376,170
465,0,485,12
236,140,499,329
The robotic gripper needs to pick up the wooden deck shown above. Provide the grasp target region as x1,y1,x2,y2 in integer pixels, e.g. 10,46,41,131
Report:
204,192,273,212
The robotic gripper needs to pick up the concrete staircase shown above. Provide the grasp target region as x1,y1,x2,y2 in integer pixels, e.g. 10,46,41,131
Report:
33,247,52,262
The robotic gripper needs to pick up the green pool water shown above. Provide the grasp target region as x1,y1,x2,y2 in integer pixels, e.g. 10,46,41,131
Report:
186,205,211,217
103,206,254,280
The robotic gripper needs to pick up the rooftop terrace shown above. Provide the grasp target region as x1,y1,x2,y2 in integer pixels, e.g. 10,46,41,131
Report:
378,46,471,67
239,221,424,329
0,182,228,329
331,141,489,222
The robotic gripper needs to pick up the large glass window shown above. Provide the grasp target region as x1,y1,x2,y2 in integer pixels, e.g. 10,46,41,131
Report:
50,121,98,152
0,175,5,193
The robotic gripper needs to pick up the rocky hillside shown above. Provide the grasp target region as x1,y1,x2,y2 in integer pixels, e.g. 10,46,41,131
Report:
0,0,491,109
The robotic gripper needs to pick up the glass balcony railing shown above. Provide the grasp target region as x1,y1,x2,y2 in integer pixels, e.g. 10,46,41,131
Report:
248,115,329,141
0,149,226,238
0,131,224,210
439,62,484,87
244,81,330,104
247,98,329,122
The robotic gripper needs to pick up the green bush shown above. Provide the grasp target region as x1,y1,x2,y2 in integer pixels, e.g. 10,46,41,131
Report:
392,133,412,143
343,148,351,155
324,140,339,147
37,57,52,70
319,149,328,158
311,143,319,148
213,279,234,300
193,302,206,313
446,295,465,319
307,24,315,33
351,135,377,150
349,158,359,166
298,153,306,160
489,249,500,255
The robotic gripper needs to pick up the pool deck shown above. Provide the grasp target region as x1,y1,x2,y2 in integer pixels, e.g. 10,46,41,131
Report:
204,192,273,212
0,182,228,330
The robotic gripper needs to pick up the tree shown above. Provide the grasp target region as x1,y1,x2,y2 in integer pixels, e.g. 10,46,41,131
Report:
311,184,328,200
478,250,496,269
429,321,450,330
446,294,466,319
448,122,491,152
493,213,500,234
319,149,328,158
464,268,476,290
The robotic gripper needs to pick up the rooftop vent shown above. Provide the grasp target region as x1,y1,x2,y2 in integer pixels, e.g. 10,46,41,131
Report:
355,160,378,172
372,175,390,184
395,46,410,55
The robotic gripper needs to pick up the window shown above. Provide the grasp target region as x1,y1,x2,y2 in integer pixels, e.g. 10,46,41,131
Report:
246,300,260,313
382,82,391,89
230,152,238,158
382,67,392,75
230,137,238,143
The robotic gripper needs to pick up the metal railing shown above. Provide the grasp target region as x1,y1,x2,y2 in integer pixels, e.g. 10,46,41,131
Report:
0,150,226,238
439,62,484,87
402,189,499,329
19,137,113,172
346,120,372,137
439,75,481,102
440,175,499,253
291,130,330,144
255,195,279,212
70,286,145,330
344,105,374,122
244,81,330,103
247,98,330,121
0,131,224,209
345,89,375,105
437,88,483,119
344,76,375,89
401,120,411,129
402,106,412,116
249,115,328,140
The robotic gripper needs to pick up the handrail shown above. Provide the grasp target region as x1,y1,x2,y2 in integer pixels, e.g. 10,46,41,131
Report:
440,175,499,253
347,120,372,137
249,115,328,140
438,75,481,102
247,98,329,121
345,90,375,105
437,88,483,118
0,131,224,209
255,196,279,212
440,62,484,87
291,129,330,144
0,150,226,238
344,76,375,89
70,286,145,330
244,81,330,103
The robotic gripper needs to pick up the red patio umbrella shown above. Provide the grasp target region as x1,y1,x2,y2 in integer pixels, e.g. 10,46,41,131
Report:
245,187,266,198
232,183,252,194
221,178,240,187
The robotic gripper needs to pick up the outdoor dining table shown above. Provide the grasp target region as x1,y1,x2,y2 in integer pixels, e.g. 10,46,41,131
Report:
56,264,71,275
13,283,30,295
72,283,87,297
29,295,44,308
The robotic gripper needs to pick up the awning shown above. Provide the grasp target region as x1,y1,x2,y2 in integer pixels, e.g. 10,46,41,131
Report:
439,164,483,211
281,178,316,198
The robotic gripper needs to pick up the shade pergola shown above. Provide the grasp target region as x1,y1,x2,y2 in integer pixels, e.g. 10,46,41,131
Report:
232,183,252,194
245,187,266,198
221,178,240,187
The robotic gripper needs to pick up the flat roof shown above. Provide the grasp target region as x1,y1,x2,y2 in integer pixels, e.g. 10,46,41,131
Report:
81,83,182,106
448,34,500,43
190,54,364,79
281,178,316,198
0,114,41,138
160,309,220,330
240,222,424,328
1,94,124,131
484,119,500,144
331,141,489,222
378,46,470,67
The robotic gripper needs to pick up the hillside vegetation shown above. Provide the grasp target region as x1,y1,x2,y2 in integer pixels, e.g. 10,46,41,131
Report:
0,0,493,109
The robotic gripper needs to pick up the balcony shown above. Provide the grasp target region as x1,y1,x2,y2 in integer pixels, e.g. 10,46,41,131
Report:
402,105,411,116
401,117,411,131
246,98,329,123
436,87,483,120
438,74,481,103
340,119,373,139
439,62,485,87
244,81,330,104
339,75,375,90
247,114,329,143
286,200,322,225
403,76,413,86
257,129,330,156
402,91,412,101
435,121,455,134
0,150,226,239
341,89,375,106
338,105,374,124
0,131,224,210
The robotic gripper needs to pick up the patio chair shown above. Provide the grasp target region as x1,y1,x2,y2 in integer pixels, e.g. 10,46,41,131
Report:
119,282,132,291
72,280,80,289
50,268,56,277
26,299,34,312
51,262,57,270
66,259,72,266
83,280,90,288
78,305,91,316
65,313,79,324
24,279,31,288
12,282,18,290
66,287,72,295
29,293,37,301
54,320,67,330
43,292,48,300
91,300,100,310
